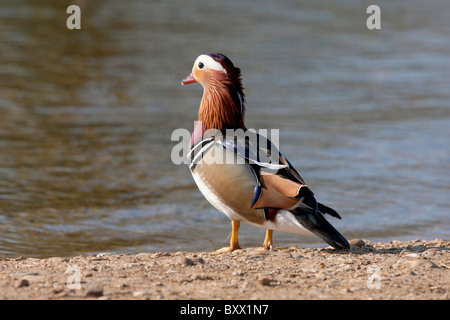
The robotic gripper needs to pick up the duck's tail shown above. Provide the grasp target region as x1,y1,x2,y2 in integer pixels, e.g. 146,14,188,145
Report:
291,204,350,250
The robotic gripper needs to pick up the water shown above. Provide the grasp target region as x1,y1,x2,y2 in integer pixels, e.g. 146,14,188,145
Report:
0,0,449,257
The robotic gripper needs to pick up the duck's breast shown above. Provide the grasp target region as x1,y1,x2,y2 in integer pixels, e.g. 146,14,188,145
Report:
190,142,265,225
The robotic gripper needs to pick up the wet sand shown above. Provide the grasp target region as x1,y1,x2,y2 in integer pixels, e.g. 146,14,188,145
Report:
0,239,448,300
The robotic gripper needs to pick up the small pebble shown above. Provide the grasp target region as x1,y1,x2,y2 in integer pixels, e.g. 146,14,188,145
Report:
16,279,30,288
96,252,114,257
85,287,103,297
259,278,272,286
181,257,194,266
349,239,366,248
403,253,421,259
133,290,147,297
232,270,244,276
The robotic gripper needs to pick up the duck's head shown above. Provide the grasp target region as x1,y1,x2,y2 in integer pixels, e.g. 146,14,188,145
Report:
182,53,246,132
182,53,235,86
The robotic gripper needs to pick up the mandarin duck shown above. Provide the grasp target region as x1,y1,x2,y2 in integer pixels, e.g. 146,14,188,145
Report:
181,53,350,252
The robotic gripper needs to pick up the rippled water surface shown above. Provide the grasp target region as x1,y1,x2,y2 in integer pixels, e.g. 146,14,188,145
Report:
1,0,449,257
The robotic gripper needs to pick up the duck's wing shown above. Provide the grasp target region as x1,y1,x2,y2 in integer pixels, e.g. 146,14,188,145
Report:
218,130,317,212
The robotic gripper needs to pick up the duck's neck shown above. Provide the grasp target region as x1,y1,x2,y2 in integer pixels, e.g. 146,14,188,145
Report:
198,83,246,133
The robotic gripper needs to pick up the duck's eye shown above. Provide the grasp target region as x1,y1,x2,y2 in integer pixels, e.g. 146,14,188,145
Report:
198,62,204,69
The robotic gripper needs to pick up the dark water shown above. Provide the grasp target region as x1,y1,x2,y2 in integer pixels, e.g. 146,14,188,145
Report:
0,0,449,257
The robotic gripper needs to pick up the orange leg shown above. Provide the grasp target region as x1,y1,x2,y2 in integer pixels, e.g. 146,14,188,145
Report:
215,221,242,253
263,229,273,250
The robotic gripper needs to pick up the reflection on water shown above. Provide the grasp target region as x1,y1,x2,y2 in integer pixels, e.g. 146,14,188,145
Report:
0,0,449,257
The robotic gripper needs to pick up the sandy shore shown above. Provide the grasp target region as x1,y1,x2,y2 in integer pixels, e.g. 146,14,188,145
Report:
0,239,448,300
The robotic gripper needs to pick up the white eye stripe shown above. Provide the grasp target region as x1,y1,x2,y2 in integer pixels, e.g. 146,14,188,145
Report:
194,54,227,74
